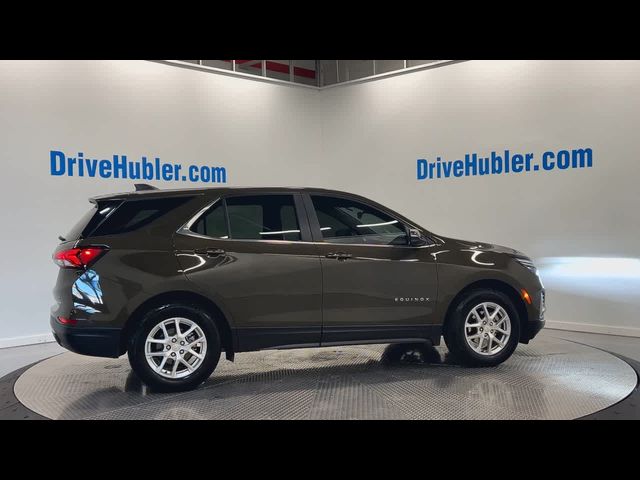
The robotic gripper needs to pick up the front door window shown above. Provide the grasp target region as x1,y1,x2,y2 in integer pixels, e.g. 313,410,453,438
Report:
311,195,408,245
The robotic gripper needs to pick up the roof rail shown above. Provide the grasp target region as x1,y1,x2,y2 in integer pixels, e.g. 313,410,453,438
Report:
134,183,158,191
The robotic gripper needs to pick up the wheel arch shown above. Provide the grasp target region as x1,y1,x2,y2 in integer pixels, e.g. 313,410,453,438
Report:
442,279,529,342
120,290,235,360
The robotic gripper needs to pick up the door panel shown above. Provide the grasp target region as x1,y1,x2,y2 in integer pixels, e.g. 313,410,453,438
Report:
316,243,438,343
174,193,322,351
304,193,439,344
175,235,322,350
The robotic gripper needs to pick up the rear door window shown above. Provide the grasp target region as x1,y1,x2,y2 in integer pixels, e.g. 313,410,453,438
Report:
226,195,302,241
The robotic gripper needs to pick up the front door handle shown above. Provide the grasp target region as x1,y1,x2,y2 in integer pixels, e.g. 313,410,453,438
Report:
194,248,226,257
326,252,352,261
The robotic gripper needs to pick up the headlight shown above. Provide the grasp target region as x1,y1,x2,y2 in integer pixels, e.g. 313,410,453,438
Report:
515,257,537,273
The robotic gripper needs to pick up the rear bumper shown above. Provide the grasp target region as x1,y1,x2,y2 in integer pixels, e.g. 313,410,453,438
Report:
50,316,123,358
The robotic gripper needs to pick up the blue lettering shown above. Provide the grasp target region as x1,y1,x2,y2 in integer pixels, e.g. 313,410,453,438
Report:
189,165,199,182
453,160,464,177
155,158,161,180
99,159,112,178
50,150,66,176
442,161,453,178
542,151,555,170
212,167,226,183
78,152,85,176
464,154,476,176
572,148,593,168
162,163,173,181
113,155,127,179
417,159,428,180
491,151,503,174
129,161,141,179
414,147,592,181
200,165,211,182
478,156,489,175
47,149,227,185
525,153,534,171
511,154,524,173
557,150,570,169
86,159,98,177
142,157,153,180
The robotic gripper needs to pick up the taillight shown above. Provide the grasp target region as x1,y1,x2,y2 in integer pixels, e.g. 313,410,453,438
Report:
57,316,78,326
53,246,107,269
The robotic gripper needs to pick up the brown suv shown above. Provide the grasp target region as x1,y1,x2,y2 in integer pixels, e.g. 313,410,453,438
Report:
51,185,545,391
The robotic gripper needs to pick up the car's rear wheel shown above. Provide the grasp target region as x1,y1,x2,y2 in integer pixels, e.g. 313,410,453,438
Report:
128,304,221,392
443,289,520,367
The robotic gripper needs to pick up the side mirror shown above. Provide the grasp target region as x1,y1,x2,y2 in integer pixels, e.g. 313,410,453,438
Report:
408,228,428,247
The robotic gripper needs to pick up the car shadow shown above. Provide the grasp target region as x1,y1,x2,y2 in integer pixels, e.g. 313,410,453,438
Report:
50,343,554,419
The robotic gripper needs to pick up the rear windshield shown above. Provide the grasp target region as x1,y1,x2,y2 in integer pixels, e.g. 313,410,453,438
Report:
64,197,193,240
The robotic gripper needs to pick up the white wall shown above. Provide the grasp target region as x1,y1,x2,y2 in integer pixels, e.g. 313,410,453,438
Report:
318,60,640,337
0,60,322,347
1,60,639,346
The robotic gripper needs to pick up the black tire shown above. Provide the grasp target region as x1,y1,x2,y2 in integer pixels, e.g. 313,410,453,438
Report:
443,288,520,367
128,304,221,392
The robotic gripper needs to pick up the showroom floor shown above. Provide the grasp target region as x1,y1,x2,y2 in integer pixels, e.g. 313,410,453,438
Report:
2,329,638,375
1,328,638,420
0,342,64,378
544,330,640,362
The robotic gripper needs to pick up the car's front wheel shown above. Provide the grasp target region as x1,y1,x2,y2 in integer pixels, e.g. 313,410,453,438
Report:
443,289,520,367
128,304,221,392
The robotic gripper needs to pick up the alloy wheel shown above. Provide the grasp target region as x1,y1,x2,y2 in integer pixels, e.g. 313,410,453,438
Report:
463,302,511,356
144,317,207,379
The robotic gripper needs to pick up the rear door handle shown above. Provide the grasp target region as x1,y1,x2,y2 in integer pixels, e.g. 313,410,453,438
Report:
194,248,226,257
325,252,352,261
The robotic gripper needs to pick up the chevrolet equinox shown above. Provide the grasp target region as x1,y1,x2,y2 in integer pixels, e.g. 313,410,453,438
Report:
52,185,545,391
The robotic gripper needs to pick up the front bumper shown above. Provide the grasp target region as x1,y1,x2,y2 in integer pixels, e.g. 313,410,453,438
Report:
522,319,545,343
521,288,545,343
50,316,123,358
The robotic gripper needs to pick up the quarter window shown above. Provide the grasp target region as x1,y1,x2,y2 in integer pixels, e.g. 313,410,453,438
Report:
91,197,193,236
226,195,301,241
311,195,408,245
191,202,228,238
